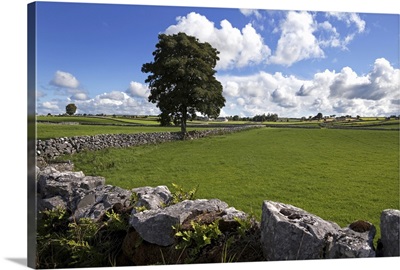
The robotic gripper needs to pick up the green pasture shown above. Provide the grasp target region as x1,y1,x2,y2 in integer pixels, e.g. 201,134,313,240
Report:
36,123,212,140
37,115,123,124
331,119,399,129
37,115,160,125
265,121,321,126
57,127,399,243
37,115,258,129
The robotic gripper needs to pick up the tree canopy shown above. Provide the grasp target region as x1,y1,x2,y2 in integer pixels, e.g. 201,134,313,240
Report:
65,103,77,115
142,32,225,134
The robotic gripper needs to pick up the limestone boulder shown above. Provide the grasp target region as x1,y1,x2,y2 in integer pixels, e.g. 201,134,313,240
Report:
37,168,85,199
37,195,68,213
36,164,131,222
131,185,172,211
72,185,132,222
260,201,341,260
129,199,229,246
327,220,376,258
378,209,400,257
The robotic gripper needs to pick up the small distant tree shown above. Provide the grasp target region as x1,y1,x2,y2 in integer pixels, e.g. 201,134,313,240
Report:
315,112,323,120
253,114,266,122
267,113,279,122
65,103,77,116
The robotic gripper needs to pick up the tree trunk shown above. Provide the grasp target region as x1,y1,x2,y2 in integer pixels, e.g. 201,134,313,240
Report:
180,108,188,138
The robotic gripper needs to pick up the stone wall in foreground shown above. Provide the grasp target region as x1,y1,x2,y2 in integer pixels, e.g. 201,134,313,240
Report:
36,161,400,265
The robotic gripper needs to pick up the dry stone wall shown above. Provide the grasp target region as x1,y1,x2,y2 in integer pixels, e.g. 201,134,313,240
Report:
36,126,260,160
36,161,400,263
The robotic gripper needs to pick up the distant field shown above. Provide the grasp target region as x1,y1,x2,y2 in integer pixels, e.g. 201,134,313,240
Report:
37,115,399,131
36,115,259,139
36,123,212,140
37,115,160,125
330,119,399,129
37,115,258,126
57,127,399,244
266,119,399,130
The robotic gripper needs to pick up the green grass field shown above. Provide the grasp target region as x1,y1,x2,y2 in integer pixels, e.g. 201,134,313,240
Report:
332,120,399,129
37,115,160,125
56,127,399,243
36,123,216,140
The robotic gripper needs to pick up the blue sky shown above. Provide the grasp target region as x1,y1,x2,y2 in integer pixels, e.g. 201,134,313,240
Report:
34,1,399,118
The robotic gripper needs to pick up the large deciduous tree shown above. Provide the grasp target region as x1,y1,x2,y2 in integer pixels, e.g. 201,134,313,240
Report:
142,32,225,135
65,103,77,115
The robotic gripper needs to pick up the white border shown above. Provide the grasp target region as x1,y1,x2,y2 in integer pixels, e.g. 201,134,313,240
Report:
0,1,398,270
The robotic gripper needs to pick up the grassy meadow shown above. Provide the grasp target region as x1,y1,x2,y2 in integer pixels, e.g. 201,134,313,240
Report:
37,115,160,125
36,115,256,140
36,123,215,140
54,127,399,242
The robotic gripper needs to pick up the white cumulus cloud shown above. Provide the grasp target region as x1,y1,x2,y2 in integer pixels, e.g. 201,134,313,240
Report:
329,58,400,101
328,12,366,33
269,11,325,66
37,101,62,115
165,12,271,70
240,9,263,20
126,81,150,98
50,70,80,89
218,58,399,117
70,93,89,101
324,12,366,48
37,91,159,116
42,101,60,110
74,91,158,115
99,91,126,101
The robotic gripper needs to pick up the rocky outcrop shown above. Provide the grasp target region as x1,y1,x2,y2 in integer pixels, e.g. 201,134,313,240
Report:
378,209,400,256
260,201,377,260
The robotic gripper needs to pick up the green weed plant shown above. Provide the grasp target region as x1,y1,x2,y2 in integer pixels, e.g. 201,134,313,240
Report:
36,207,129,268
173,220,222,259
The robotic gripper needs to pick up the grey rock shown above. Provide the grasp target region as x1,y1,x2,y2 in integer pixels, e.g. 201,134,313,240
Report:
97,185,132,207
36,164,131,222
132,185,172,210
221,207,248,221
48,161,74,172
327,221,376,258
260,201,341,260
38,195,67,212
130,199,229,246
79,176,105,190
37,170,85,199
76,193,96,210
379,209,400,256
72,185,133,221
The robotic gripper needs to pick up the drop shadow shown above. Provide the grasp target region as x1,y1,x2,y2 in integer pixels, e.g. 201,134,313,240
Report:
5,258,27,267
